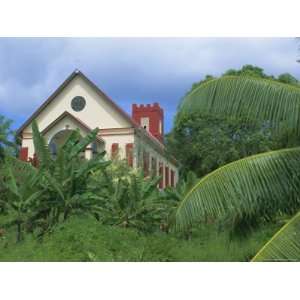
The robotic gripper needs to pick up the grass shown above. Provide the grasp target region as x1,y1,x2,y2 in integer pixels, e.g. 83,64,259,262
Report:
0,215,281,262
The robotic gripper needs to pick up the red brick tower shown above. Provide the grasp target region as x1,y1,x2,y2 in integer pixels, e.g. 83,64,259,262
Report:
132,103,164,143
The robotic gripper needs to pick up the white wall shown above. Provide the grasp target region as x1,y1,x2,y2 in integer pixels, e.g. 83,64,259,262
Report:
102,133,135,159
21,75,133,158
43,115,92,144
23,75,132,134
134,134,179,187
20,74,179,186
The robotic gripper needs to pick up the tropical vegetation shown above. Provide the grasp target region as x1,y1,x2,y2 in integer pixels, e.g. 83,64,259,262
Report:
1,64,300,262
174,66,300,262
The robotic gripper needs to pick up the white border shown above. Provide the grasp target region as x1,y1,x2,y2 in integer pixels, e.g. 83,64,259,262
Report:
0,263,299,300
1,1,300,300
0,0,299,36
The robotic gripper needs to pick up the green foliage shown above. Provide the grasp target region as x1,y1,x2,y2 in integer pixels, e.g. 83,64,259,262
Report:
175,148,300,232
169,68,300,178
89,159,168,233
162,171,198,232
1,159,42,242
0,215,281,262
189,75,216,94
1,121,172,241
1,121,111,241
277,73,299,86
166,112,290,177
252,211,300,262
164,171,198,203
30,121,111,226
174,70,300,261
3,63,300,261
0,115,16,160
187,65,299,95
223,64,273,79
180,76,300,135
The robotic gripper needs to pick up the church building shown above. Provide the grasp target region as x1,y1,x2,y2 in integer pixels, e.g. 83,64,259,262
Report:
17,70,179,188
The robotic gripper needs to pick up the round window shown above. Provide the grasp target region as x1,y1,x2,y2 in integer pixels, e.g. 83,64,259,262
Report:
71,96,86,112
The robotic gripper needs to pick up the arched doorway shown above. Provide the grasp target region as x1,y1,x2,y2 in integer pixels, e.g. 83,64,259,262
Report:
49,129,83,158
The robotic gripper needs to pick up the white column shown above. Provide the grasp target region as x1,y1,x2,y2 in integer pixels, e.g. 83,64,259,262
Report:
85,143,93,160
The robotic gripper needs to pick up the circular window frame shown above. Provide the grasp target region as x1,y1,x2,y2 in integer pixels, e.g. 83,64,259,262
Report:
71,96,86,112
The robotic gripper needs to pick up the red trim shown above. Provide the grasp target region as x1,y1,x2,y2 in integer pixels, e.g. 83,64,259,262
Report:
165,166,169,187
29,153,39,168
126,143,133,167
19,147,28,162
159,162,164,189
151,156,157,176
132,103,164,144
111,143,119,159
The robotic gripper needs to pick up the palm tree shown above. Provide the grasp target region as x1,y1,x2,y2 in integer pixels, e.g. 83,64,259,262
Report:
175,76,300,261
251,211,300,262
0,115,16,160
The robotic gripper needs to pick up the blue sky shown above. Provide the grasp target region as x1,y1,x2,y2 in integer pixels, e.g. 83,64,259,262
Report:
0,38,299,133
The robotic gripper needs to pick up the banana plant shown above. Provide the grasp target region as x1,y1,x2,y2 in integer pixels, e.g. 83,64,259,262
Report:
91,160,164,233
1,160,43,242
31,121,111,227
162,171,198,232
175,76,300,261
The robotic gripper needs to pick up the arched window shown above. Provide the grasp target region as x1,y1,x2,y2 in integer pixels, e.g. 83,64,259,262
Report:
91,142,98,158
49,142,57,157
92,142,97,153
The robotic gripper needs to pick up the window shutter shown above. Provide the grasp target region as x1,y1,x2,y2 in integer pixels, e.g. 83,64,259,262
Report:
126,143,133,167
111,143,119,159
159,162,164,189
19,147,28,162
143,151,150,176
165,166,169,187
151,157,157,177
49,142,57,156
30,153,39,167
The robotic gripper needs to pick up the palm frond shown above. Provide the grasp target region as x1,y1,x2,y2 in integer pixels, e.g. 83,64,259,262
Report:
180,76,300,134
252,210,300,262
175,147,300,231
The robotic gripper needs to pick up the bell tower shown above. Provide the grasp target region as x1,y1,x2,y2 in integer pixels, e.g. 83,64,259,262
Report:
132,103,164,143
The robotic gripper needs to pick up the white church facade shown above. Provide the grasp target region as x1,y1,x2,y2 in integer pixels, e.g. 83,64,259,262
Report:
17,70,179,188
